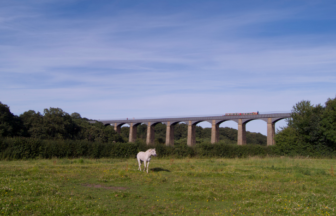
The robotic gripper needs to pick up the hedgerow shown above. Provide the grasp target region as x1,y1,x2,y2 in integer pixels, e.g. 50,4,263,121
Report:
0,137,335,160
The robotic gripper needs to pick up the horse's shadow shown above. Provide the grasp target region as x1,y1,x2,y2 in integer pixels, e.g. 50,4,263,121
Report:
150,167,171,172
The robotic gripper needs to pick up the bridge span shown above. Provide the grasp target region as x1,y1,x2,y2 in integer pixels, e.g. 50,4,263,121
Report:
94,113,291,146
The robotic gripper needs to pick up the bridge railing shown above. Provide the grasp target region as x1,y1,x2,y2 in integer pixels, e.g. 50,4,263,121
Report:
91,111,291,121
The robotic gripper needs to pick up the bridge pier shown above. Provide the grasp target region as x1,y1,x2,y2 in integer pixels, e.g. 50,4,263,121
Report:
237,119,246,145
129,123,138,143
187,121,196,146
114,124,121,134
211,120,219,144
95,113,290,146
146,122,155,145
267,118,276,146
165,122,175,146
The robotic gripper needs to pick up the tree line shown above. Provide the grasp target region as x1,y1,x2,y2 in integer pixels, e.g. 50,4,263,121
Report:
1,97,336,157
275,97,336,155
0,102,267,145
0,103,123,143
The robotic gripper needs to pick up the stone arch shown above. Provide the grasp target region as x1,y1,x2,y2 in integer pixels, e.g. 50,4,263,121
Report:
210,120,239,144
140,121,163,145
170,121,182,126
272,117,288,124
186,120,210,146
142,121,161,126
216,119,239,126
128,122,142,143
163,121,188,146
191,120,205,125
239,119,268,145
269,117,288,145
111,122,130,134
272,117,288,134
257,117,289,146
116,122,130,127
192,120,212,142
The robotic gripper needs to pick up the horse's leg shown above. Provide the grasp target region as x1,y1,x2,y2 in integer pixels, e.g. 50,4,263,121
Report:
137,159,141,171
147,161,150,173
143,161,147,172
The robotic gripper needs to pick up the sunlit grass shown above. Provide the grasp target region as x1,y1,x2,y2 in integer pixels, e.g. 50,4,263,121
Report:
0,157,335,215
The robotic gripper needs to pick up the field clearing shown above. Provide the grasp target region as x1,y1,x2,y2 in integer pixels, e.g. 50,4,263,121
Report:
0,157,335,215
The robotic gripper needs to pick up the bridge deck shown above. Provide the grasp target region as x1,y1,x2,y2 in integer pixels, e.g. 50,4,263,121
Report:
90,113,291,146
95,113,291,125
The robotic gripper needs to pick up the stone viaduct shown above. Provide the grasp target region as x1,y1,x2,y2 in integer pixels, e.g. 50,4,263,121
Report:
94,113,290,146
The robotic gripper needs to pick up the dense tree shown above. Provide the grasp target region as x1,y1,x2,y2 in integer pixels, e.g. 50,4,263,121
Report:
174,124,188,140
1,103,123,143
41,108,76,139
219,127,237,142
1,102,268,145
70,116,122,143
0,102,24,137
71,112,82,119
0,102,15,137
20,110,44,138
288,101,325,146
321,97,336,148
246,131,267,146
120,127,130,142
153,123,166,142
275,97,336,155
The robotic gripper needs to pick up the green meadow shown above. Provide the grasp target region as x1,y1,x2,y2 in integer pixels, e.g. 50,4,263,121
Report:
0,157,335,215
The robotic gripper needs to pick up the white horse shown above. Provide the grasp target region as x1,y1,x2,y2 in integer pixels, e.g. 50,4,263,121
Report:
137,148,157,173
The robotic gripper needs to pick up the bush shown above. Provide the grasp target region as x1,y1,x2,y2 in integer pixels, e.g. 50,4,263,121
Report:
275,127,335,157
0,137,276,160
0,138,145,159
0,137,334,160
0,137,42,159
195,142,275,158
274,127,299,155
274,98,336,157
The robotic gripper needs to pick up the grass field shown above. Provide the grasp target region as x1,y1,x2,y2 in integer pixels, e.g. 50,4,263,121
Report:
0,157,335,215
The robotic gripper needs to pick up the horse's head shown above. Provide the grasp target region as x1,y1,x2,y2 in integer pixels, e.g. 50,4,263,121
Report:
151,148,157,157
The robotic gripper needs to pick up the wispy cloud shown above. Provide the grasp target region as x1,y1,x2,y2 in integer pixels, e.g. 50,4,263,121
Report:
1,1,335,134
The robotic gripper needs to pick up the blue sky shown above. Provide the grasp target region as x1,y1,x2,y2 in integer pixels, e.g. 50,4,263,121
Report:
1,0,336,135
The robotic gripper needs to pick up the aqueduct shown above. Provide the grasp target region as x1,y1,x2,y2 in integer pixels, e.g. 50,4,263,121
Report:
93,113,290,146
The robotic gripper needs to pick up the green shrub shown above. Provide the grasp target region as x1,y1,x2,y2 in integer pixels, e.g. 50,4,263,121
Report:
0,137,334,160
195,142,275,158
274,127,335,157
